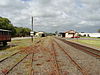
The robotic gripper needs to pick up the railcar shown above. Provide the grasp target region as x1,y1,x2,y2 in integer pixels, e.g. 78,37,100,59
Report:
0,29,11,46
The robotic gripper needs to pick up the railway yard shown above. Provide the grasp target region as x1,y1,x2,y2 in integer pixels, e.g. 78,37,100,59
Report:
0,37,100,75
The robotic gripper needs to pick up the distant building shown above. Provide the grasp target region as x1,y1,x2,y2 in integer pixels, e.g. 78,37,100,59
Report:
35,31,46,37
60,30,79,38
79,33,100,37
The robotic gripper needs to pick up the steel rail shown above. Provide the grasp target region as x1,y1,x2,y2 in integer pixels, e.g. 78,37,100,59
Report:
5,54,29,75
53,39,89,75
0,39,41,63
40,43,61,75
0,51,21,62
51,41,62,75
56,38,100,58
30,40,43,75
30,53,34,75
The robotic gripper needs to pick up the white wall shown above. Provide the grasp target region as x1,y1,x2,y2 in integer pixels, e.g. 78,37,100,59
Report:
79,33,100,37
65,33,78,38
65,33,73,38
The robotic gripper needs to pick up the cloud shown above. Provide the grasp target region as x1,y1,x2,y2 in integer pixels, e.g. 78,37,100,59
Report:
79,21,87,24
0,0,100,32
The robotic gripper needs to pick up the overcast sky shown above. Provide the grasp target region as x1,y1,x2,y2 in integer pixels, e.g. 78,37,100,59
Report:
0,0,100,32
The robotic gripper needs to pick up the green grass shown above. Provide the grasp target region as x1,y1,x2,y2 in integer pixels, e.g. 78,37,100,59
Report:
80,37,100,39
73,39,100,48
0,38,41,60
11,38,42,47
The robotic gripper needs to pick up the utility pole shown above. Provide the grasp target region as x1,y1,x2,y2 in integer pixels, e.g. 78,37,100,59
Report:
31,16,33,42
32,16,33,31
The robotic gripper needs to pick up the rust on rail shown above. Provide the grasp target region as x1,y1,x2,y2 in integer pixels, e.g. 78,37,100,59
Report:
56,37,100,59
53,39,89,75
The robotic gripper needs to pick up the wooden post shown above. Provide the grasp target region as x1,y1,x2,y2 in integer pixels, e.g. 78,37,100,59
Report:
31,16,33,42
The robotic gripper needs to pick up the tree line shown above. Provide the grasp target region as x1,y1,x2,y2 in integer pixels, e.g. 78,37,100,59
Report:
0,17,31,37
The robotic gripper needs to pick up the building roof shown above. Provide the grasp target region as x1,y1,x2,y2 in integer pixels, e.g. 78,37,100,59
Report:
64,30,77,33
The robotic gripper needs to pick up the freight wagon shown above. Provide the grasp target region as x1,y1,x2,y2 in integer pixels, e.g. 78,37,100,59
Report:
0,29,11,46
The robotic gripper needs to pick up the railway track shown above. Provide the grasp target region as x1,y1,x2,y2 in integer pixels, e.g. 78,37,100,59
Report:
56,37,100,58
0,41,38,75
0,37,99,75
0,52,29,75
31,53,34,75
7,53,33,75
0,39,41,63
31,41,60,75
4,40,41,75
49,41,61,75
5,54,29,75
52,39,89,75
0,51,21,62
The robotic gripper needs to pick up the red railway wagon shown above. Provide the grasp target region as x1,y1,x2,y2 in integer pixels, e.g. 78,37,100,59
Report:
0,29,11,46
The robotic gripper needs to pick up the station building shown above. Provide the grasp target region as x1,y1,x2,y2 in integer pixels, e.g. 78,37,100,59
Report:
35,31,46,37
60,30,79,38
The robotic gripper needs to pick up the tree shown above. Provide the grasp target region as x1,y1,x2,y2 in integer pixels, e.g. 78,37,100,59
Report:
15,27,31,37
0,17,11,29
97,29,100,33
0,17,16,36
0,17,31,37
20,28,31,37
